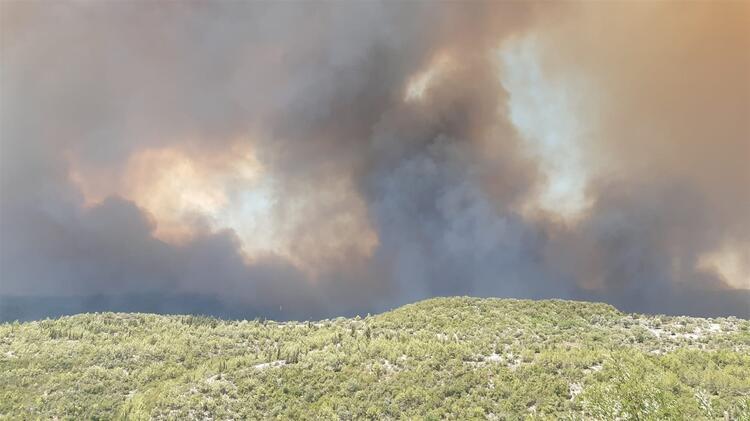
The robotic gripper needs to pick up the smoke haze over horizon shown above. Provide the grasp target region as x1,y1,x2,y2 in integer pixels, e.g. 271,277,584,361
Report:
1,1,748,321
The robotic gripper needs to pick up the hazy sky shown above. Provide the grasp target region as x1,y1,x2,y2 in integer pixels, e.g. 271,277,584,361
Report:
1,1,748,320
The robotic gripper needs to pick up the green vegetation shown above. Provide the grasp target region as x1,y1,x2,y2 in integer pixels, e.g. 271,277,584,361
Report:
2,297,749,420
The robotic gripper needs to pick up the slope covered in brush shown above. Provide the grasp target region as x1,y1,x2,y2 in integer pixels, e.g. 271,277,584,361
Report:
2,297,749,419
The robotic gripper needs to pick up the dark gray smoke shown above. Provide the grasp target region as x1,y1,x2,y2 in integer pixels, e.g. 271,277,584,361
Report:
1,1,748,321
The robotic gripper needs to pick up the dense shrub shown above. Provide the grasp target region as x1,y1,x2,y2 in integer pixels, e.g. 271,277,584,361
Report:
1,297,748,419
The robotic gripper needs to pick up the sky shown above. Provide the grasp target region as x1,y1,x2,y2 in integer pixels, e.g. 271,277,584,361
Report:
1,1,748,321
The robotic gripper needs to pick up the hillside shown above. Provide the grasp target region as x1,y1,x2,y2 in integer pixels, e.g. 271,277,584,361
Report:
1,297,749,420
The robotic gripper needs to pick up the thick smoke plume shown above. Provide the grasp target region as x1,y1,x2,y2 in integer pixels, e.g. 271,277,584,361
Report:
1,2,748,321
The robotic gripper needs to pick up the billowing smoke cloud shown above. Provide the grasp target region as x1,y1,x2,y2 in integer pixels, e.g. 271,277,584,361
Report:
534,2,750,314
1,1,748,321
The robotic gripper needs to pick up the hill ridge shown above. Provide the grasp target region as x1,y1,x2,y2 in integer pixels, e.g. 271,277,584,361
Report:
2,297,749,419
